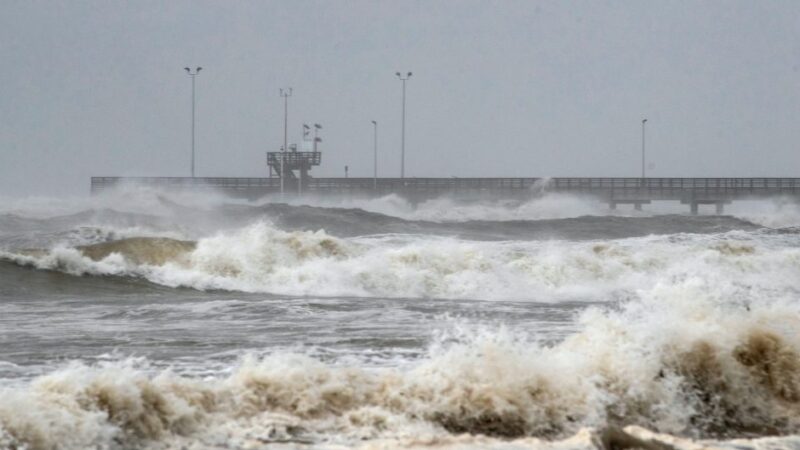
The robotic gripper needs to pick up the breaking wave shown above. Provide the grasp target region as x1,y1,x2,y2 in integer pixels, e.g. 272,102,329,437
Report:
4,190,800,449
2,285,800,449
3,222,800,300
288,193,800,228
285,193,612,222
7,187,800,228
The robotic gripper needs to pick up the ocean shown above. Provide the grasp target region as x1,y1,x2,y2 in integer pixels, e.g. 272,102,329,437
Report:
2,188,800,449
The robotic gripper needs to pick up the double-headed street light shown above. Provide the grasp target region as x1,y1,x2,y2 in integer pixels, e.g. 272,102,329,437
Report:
395,71,412,178
184,67,202,177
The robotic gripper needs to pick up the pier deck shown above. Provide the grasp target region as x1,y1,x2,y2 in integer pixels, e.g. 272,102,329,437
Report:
90,177,800,214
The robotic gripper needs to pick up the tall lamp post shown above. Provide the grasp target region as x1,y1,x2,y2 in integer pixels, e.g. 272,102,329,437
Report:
184,67,202,177
641,118,648,179
280,88,292,195
371,120,378,190
395,71,412,178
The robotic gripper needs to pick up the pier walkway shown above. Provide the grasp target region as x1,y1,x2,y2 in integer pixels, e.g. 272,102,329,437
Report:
90,177,800,214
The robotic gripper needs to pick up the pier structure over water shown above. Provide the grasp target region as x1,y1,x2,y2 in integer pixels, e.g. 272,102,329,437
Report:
90,177,800,214
266,150,321,194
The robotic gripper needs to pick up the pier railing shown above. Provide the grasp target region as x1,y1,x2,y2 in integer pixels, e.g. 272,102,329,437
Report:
550,177,800,190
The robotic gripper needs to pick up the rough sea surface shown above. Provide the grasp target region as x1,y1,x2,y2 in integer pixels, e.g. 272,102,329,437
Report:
2,188,800,450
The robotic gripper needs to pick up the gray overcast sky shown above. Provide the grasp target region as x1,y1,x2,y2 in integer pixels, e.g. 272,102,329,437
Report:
1,0,799,195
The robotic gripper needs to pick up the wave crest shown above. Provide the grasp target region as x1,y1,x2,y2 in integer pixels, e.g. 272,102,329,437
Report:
3,298,800,448
3,222,800,300
77,237,195,266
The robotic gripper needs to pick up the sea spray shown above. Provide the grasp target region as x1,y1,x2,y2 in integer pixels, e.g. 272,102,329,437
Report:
2,287,800,449
3,222,800,301
5,188,800,230
5,190,800,450
0,226,792,303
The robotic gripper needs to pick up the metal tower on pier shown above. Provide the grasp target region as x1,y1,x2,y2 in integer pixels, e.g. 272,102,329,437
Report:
267,124,322,194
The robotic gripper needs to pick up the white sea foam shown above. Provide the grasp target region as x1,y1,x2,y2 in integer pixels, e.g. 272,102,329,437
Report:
284,192,800,227
2,280,800,449
0,185,238,219
5,191,800,450
725,197,800,228
5,187,800,233
4,222,800,301
283,193,618,222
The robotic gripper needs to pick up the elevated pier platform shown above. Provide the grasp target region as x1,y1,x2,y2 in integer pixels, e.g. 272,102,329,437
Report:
90,177,800,214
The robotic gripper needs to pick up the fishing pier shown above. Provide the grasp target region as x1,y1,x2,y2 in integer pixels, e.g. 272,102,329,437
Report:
90,176,800,214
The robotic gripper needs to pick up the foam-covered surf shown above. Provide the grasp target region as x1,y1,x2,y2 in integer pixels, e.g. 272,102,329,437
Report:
2,286,800,449
4,221,800,300
4,189,800,449
282,192,800,228
0,187,789,240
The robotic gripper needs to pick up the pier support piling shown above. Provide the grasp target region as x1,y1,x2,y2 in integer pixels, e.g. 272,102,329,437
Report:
608,199,649,211
684,199,730,215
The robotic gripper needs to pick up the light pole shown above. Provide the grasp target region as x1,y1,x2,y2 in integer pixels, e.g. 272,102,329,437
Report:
395,71,412,178
184,67,202,177
280,88,292,195
372,120,378,190
641,118,648,179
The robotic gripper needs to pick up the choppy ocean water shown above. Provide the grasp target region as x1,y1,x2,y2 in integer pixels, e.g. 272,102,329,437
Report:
2,188,800,449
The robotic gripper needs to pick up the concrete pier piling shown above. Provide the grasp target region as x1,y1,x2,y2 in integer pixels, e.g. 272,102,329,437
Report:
609,200,651,211
682,199,732,215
